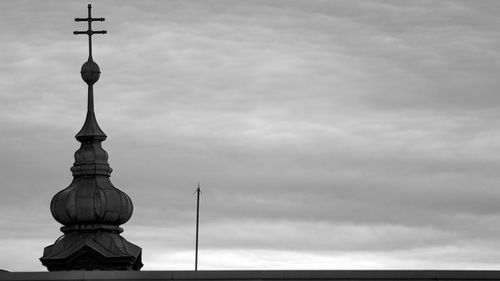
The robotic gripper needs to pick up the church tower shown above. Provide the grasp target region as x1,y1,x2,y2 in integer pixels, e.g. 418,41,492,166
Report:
40,4,142,271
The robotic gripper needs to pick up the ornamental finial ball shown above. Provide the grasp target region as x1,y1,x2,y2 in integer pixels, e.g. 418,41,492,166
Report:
81,60,100,84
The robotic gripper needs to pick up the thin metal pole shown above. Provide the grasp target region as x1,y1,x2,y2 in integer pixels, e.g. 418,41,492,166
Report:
87,4,93,59
195,182,201,271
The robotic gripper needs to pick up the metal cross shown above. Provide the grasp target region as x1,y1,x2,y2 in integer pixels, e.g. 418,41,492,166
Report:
74,4,106,59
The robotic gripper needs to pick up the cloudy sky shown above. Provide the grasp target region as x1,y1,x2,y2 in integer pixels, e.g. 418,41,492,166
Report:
2,0,500,271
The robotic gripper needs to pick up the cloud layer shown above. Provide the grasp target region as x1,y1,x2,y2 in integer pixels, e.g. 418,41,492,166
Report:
1,0,500,271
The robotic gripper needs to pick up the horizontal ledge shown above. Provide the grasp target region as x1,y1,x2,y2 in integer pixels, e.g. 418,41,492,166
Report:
3,270,500,281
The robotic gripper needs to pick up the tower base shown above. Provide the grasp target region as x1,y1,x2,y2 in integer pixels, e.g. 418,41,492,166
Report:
40,231,142,271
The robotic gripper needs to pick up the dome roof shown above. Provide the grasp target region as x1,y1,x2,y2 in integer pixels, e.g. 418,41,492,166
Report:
50,176,133,227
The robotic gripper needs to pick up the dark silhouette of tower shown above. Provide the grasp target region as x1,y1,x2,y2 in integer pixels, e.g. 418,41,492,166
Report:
40,4,142,271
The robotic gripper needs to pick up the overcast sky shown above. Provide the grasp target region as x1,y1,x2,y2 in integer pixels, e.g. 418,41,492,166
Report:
2,0,500,271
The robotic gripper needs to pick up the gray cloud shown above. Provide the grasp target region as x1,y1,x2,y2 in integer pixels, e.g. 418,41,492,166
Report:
1,0,500,271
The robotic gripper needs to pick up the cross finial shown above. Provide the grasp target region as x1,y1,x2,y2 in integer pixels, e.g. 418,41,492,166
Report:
74,4,106,59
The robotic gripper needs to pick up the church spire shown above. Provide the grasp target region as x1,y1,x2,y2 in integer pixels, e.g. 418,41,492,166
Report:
74,4,107,141
40,4,142,271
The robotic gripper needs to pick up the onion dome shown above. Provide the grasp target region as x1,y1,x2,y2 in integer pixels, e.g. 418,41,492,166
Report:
50,175,134,231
